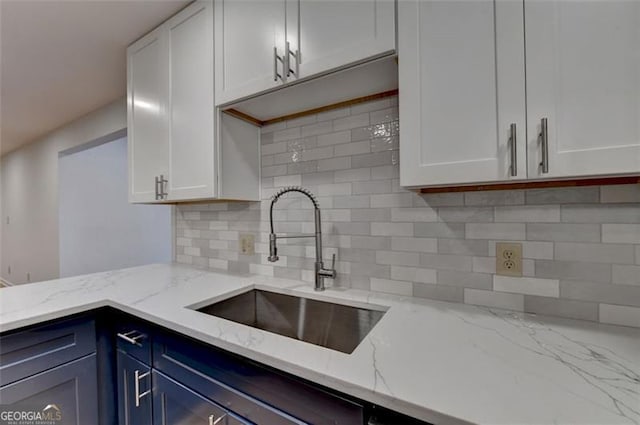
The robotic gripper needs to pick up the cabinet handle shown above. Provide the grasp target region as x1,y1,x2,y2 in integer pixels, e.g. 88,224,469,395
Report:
273,47,284,82
209,414,227,425
509,123,517,177
159,174,168,200
539,118,549,174
155,176,161,200
285,41,298,78
134,369,151,407
117,330,146,346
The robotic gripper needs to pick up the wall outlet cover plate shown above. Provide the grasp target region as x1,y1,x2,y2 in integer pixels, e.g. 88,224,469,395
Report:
496,242,523,277
239,233,255,255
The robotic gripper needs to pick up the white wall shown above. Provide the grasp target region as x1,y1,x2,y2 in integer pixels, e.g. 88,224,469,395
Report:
0,98,134,284
58,137,171,278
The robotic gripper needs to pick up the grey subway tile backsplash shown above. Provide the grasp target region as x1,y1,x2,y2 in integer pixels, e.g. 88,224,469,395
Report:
525,187,600,204
175,95,640,327
523,296,599,322
554,242,636,264
602,224,640,244
465,190,525,206
413,282,464,303
560,280,640,308
494,275,560,298
464,289,524,312
561,204,640,223
535,260,612,283
437,207,494,223
599,184,640,203
599,304,640,327
437,270,492,290
612,265,640,286
526,223,601,243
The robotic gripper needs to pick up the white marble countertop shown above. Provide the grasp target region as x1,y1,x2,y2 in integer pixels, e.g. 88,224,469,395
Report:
1,263,638,425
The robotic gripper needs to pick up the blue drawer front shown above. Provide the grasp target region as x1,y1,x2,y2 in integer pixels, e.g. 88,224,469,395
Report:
0,353,99,425
154,333,364,425
0,318,96,386
153,370,251,425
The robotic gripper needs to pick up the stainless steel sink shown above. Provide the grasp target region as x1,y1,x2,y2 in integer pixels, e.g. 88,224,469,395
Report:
195,289,386,354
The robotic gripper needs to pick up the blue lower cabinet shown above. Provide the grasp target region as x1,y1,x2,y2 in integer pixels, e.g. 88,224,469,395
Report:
0,318,96,386
117,350,153,425
0,353,99,425
153,370,250,425
154,333,362,424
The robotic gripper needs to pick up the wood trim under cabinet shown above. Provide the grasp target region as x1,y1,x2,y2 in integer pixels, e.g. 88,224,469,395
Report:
223,109,264,127
224,89,399,127
418,176,640,193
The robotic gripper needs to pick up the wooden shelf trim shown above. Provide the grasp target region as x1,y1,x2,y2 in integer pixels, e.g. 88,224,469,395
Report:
418,176,640,193
224,89,399,127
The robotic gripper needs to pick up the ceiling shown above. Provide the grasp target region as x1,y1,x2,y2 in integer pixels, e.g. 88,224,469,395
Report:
0,0,190,156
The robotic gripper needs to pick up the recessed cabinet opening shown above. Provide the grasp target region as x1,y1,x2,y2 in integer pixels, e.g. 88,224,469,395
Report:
220,56,399,126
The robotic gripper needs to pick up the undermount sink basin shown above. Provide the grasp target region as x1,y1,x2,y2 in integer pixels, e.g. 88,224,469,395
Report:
195,290,386,354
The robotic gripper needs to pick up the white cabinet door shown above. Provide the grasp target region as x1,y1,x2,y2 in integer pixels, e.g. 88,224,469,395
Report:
127,29,168,203
399,0,526,187
166,1,216,201
525,0,640,179
214,0,286,105
285,0,395,81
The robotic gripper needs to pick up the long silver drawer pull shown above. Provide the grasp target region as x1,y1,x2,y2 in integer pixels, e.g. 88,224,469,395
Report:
509,123,517,177
155,176,161,200
273,47,283,82
134,370,151,407
285,41,298,77
209,414,227,425
539,118,549,174
159,174,168,199
117,330,146,346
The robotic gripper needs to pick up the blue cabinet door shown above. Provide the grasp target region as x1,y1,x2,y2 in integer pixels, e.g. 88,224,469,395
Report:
153,370,250,425
117,350,153,425
0,354,98,425
0,318,96,386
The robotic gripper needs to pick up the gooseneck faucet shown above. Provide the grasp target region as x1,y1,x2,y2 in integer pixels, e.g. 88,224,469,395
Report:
268,186,336,291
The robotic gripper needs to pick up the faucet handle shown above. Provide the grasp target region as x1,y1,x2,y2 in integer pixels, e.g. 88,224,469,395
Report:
268,233,279,262
318,253,337,280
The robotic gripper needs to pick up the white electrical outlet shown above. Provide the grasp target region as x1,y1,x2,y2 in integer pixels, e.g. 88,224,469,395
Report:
496,242,522,277
239,234,255,255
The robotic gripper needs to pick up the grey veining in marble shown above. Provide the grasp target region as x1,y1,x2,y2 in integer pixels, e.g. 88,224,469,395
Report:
1,263,639,425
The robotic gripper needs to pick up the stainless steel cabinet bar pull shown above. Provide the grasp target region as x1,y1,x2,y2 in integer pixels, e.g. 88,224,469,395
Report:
117,330,146,346
134,370,151,407
509,123,517,177
285,41,298,77
539,118,549,174
159,174,168,200
155,176,161,200
273,47,283,82
209,414,227,425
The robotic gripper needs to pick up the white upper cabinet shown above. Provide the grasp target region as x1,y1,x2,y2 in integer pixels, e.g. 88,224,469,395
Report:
165,2,215,201
214,0,286,105
127,29,168,203
399,0,526,187
285,0,395,81
400,0,640,188
525,0,640,179
127,0,260,203
215,0,395,106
